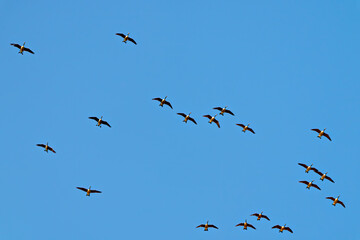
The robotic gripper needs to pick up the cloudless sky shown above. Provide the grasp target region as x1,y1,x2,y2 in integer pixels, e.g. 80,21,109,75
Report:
1,0,359,239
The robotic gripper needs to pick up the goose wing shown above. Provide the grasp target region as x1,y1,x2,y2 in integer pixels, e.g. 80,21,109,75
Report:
309,167,319,173
272,225,281,230
152,98,162,102
311,183,321,190
262,215,270,221
326,197,335,201
313,169,323,176
208,225,218,229
203,115,212,120
284,227,293,233
24,47,34,54
247,224,256,230
90,190,102,193
89,117,99,122
299,181,309,185
247,127,255,134
213,119,220,128
128,37,137,45
236,123,245,128
196,224,205,228
188,117,197,125
298,163,308,169
116,33,126,38
323,132,332,141
224,109,234,116
325,175,335,183
163,100,173,109
36,144,46,148
235,223,244,227
311,128,321,133
102,120,111,128
337,200,346,208
48,146,56,153
213,107,223,111
250,213,259,217
76,187,88,192
11,43,21,49
177,113,187,118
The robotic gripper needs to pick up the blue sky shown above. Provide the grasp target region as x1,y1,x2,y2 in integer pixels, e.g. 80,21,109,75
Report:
1,0,359,239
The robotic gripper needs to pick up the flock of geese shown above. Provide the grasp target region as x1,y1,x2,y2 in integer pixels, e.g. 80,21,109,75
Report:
11,30,345,237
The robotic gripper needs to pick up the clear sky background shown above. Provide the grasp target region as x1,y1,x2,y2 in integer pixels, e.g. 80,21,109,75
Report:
1,0,359,239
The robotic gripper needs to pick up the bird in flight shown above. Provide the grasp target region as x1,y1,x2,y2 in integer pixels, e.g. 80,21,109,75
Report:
299,180,321,190
250,212,270,221
88,116,111,128
298,163,318,173
326,195,345,208
76,186,102,196
203,114,220,128
311,128,331,141
213,106,234,116
36,142,56,153
177,112,197,124
10,42,34,55
235,220,256,230
272,224,293,233
116,33,137,45
152,96,173,109
236,123,255,134
313,170,335,183
196,221,218,231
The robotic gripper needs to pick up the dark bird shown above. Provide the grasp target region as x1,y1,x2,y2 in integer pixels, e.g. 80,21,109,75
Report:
298,163,318,173
196,221,218,231
116,33,137,44
236,123,255,134
76,186,102,196
177,112,197,124
203,114,220,128
89,116,111,128
326,195,345,208
152,96,173,109
251,212,270,221
235,220,256,230
311,128,331,141
299,180,321,190
313,170,335,183
213,106,234,116
272,224,293,233
36,142,56,153
11,42,34,55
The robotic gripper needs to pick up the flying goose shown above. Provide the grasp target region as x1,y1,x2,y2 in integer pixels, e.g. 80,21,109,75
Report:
203,114,220,128
89,116,111,128
36,142,56,153
236,124,255,134
251,212,270,221
313,170,335,183
326,195,345,208
311,128,331,141
272,224,293,233
299,180,321,190
177,112,197,124
10,42,34,55
196,221,218,231
213,106,234,116
235,220,256,230
152,96,173,109
115,33,137,44
298,163,318,173
76,186,102,196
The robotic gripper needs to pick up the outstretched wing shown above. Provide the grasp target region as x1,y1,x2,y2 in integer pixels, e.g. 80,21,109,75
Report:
76,187,88,192
164,100,173,109
325,175,335,183
337,200,346,208
272,225,281,230
311,129,321,133
309,167,319,173
299,181,309,185
203,115,212,120
284,227,293,233
177,113,187,118
235,223,244,227
298,163,308,169
247,127,255,134
128,37,137,45
313,169,323,176
323,133,332,141
213,107,223,111
10,43,21,49
24,47,34,54
224,109,234,116
89,117,99,122
116,33,126,38
250,213,259,217
236,123,245,128
36,144,46,148
90,190,102,193
102,120,111,128
188,117,197,125
196,224,205,228
48,146,56,153
152,98,162,102
208,225,218,229
326,197,335,201
262,215,270,221
213,119,220,128
311,183,321,190
247,224,256,230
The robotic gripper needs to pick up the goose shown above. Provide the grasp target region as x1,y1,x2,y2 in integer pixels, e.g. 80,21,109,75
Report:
272,224,293,233
313,170,335,183
213,106,234,116
326,195,345,208
299,180,321,190
115,33,137,45
311,128,331,141
76,186,102,196
152,96,173,109
203,114,220,128
250,212,270,221
236,124,255,134
235,220,256,230
10,42,34,55
36,142,56,153
177,112,197,124
196,221,218,231
88,116,111,128
298,163,318,173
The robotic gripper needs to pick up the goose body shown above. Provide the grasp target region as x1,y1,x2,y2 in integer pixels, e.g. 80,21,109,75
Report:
89,116,111,128
36,142,56,153
76,186,102,197
177,112,197,124
203,114,220,128
311,128,331,141
115,33,137,45
298,163,318,173
11,42,34,55
196,221,218,231
235,220,256,230
213,106,234,116
272,224,293,233
251,212,270,221
314,170,335,183
152,96,173,109
236,124,255,134
299,180,321,190
326,196,345,208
